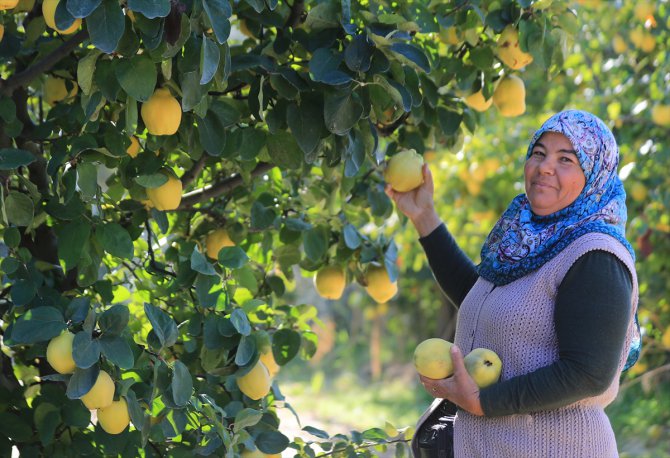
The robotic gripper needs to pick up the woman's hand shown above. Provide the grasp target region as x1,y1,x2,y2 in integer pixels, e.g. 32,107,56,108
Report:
419,345,485,417
384,164,441,237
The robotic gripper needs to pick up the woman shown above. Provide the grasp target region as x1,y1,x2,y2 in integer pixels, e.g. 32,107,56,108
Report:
386,110,640,457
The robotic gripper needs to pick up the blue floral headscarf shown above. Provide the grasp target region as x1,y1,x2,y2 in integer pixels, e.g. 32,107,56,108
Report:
477,109,640,370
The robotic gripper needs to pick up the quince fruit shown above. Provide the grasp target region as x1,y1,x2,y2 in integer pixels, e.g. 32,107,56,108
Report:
126,136,140,158
46,331,76,374
81,370,115,410
414,338,454,379
97,398,130,435
497,26,533,70
44,76,78,106
384,149,424,192
146,173,182,211
259,347,280,378
314,266,346,300
364,264,398,303
464,90,493,112
0,25,4,43
492,75,526,117
651,104,670,127
612,35,627,54
43,0,81,34
463,348,502,388
634,1,654,22
0,0,18,10
205,228,235,259
236,360,271,400
141,88,182,136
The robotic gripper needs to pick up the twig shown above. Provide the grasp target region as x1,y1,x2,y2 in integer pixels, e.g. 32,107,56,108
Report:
181,155,207,188
285,0,305,28
144,220,176,278
0,29,89,97
375,112,411,137
178,162,274,209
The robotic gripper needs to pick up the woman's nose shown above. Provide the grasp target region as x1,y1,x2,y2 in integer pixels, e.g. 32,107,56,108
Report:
537,157,555,174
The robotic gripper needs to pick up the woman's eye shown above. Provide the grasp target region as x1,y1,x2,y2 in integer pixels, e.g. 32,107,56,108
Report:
532,150,544,156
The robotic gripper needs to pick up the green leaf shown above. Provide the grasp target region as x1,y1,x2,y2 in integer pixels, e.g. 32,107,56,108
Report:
324,90,364,135
10,307,66,344
250,201,277,230
343,223,362,249
72,331,101,369
344,34,373,72
302,425,330,439
115,55,158,102
309,48,352,85
0,96,17,123
58,220,91,272
77,162,98,200
389,43,431,73
0,148,35,169
77,51,101,96
87,0,125,54
272,329,301,365
125,390,146,432
234,335,256,366
217,246,249,269
171,360,193,406
126,94,138,134
128,0,170,18
195,274,221,309
230,309,251,336
197,110,226,156
144,303,178,348
200,36,220,85
437,107,462,136
67,0,102,18
66,297,91,324
3,226,20,248
34,403,61,446
191,247,218,276
287,100,324,155
267,130,303,169
98,304,130,335
233,408,263,433
202,0,232,44
10,279,37,307
96,223,134,259
4,191,34,227
66,365,100,399
100,335,134,369
303,227,328,262
256,431,290,454
55,0,77,31
134,173,169,189
0,412,33,442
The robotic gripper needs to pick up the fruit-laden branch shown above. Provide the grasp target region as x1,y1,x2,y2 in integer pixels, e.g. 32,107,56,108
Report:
178,162,274,209
0,29,89,97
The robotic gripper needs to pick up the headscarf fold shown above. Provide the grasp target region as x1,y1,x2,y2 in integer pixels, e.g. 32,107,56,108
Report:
477,110,640,370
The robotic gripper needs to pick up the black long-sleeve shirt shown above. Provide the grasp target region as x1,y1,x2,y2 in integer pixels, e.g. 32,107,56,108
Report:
419,223,633,417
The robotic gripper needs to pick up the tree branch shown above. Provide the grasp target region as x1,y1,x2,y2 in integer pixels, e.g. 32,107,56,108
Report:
285,0,306,28
178,162,275,209
180,155,207,188
375,112,411,137
0,29,89,97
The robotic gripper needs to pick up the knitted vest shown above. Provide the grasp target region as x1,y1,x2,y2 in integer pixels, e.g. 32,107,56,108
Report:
412,233,638,458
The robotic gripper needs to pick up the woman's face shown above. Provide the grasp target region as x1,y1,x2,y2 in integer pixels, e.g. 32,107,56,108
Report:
524,132,586,216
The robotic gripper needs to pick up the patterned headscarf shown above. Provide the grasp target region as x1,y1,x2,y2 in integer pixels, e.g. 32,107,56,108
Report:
477,110,640,370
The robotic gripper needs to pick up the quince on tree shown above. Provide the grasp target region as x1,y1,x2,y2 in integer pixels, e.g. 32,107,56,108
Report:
126,136,141,158
44,76,78,106
496,26,533,70
384,149,424,192
414,338,454,379
146,173,182,211
0,0,18,10
464,90,493,112
651,104,670,127
205,228,235,259
236,360,271,400
0,25,4,43
46,331,76,374
141,88,182,136
492,75,526,117
43,0,81,34
314,266,346,300
364,264,398,303
81,370,115,410
97,398,130,435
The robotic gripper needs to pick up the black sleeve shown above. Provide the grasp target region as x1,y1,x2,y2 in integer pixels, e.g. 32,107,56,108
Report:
479,250,633,417
418,223,479,308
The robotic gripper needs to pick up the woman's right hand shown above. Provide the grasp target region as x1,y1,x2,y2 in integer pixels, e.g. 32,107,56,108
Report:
384,163,441,237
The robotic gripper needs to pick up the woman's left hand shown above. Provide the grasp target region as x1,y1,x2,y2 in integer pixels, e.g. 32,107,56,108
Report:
419,345,485,416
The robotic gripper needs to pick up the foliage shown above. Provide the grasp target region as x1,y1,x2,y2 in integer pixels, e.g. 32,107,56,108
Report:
0,0,666,457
